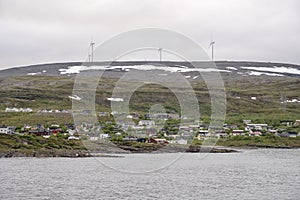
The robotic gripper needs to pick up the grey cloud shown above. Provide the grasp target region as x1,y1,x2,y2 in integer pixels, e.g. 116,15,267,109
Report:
0,0,299,69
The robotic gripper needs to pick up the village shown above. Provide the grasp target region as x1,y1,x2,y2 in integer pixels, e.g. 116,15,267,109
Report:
1,108,300,145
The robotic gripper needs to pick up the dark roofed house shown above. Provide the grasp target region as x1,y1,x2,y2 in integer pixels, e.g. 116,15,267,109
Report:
29,128,50,136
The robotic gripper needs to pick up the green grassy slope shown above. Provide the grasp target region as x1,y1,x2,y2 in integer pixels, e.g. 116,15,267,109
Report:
0,75,299,126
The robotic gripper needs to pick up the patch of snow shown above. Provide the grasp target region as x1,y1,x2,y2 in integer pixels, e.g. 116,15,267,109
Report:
184,75,191,78
226,67,238,70
251,97,257,100
59,65,231,75
27,72,42,76
241,66,300,75
286,99,300,103
158,74,168,76
193,76,199,79
247,71,284,77
68,95,82,100
107,97,124,102
27,73,37,76
59,66,83,74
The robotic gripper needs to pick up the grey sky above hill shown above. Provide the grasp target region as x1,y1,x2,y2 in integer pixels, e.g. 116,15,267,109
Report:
0,0,299,69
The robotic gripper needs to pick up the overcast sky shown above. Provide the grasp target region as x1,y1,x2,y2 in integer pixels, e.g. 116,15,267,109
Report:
0,0,299,69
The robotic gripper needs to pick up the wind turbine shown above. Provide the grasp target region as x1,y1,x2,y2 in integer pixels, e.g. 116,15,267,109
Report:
89,40,95,62
209,41,215,61
158,48,162,62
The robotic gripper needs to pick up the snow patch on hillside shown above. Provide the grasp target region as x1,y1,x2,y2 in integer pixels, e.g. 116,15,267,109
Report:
241,66,300,75
59,65,230,75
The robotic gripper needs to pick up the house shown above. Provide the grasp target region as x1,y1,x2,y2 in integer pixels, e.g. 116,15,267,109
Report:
111,111,119,116
231,130,245,136
197,130,209,140
249,131,262,136
0,126,15,134
280,120,294,126
90,136,99,141
29,128,50,136
81,110,92,115
146,128,157,136
246,124,268,131
268,130,277,134
68,136,80,140
5,107,20,112
115,132,122,136
176,138,188,145
68,129,77,135
148,138,169,144
153,113,169,120
179,126,190,131
189,124,199,130
121,122,135,130
227,124,238,129
243,120,252,124
198,130,209,136
130,112,140,119
165,134,179,139
22,108,32,112
99,112,109,117
181,131,194,139
122,137,138,142
168,113,180,119
215,131,228,138
138,120,155,127
137,138,147,143
169,138,188,145
41,109,53,113
5,107,32,112
54,109,69,113
288,132,298,138
99,134,110,139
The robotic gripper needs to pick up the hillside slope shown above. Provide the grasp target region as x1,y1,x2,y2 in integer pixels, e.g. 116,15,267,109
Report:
0,61,299,126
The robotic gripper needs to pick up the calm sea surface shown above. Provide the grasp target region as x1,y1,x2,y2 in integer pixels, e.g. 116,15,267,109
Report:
0,149,299,200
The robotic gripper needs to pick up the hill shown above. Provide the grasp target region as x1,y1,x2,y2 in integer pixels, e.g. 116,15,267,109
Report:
0,61,299,126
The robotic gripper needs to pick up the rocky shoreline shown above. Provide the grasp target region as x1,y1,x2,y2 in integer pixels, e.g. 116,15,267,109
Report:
0,145,239,158
2,143,298,158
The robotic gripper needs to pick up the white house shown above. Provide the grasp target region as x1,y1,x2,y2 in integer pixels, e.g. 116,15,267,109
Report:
176,138,188,145
138,120,155,127
0,126,16,134
20,108,33,112
99,133,110,139
90,136,99,141
5,107,19,112
5,107,32,112
169,138,188,145
68,136,80,140
231,130,245,136
246,124,268,131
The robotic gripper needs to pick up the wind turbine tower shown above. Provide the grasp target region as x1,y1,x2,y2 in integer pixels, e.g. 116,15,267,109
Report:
209,41,215,61
90,41,95,62
158,48,162,62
